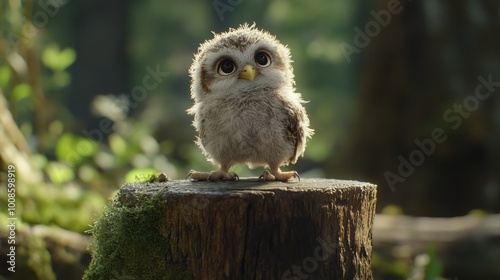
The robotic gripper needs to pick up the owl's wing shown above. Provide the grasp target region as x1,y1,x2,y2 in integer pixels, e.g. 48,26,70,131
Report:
285,104,308,165
191,104,207,152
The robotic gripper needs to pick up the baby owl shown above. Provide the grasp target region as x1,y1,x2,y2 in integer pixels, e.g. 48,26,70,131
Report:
187,23,313,181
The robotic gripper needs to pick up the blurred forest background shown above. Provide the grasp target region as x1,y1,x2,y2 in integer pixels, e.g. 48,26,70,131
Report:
1,0,499,279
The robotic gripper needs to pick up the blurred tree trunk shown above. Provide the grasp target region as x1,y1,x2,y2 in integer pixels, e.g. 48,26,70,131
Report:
374,214,500,279
70,0,129,132
0,88,42,183
339,0,500,216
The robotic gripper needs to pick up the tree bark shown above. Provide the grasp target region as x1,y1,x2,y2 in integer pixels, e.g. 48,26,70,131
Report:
0,88,42,183
85,178,377,280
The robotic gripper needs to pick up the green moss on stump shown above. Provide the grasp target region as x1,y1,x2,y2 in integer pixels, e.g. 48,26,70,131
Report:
83,184,192,280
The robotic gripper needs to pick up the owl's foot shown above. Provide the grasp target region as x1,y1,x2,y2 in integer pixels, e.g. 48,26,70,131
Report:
187,170,239,181
208,170,239,181
259,170,300,182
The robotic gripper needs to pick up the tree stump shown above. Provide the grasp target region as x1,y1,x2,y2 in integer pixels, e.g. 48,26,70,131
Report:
84,179,377,280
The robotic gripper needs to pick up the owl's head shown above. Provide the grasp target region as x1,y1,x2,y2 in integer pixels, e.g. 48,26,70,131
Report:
190,23,294,102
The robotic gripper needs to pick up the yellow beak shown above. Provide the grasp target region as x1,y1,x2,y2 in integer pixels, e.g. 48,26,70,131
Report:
239,64,258,81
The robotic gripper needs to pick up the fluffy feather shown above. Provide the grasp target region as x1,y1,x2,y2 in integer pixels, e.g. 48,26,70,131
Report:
187,23,313,181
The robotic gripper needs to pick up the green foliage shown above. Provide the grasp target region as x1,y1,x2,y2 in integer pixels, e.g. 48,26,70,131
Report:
372,252,411,279
46,161,75,185
55,133,98,165
109,133,128,156
124,168,158,183
11,83,32,102
468,209,489,217
0,66,12,88
372,245,447,280
0,180,106,233
380,205,404,216
424,246,443,280
42,44,77,72
41,44,76,89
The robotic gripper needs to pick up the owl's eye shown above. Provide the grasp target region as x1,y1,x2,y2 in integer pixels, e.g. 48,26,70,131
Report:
217,59,236,75
255,51,271,67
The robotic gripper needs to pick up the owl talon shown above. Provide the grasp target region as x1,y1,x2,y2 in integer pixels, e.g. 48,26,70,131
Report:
207,170,239,181
187,170,239,181
232,173,240,181
259,170,300,182
291,171,301,182
259,170,274,181
187,170,211,181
